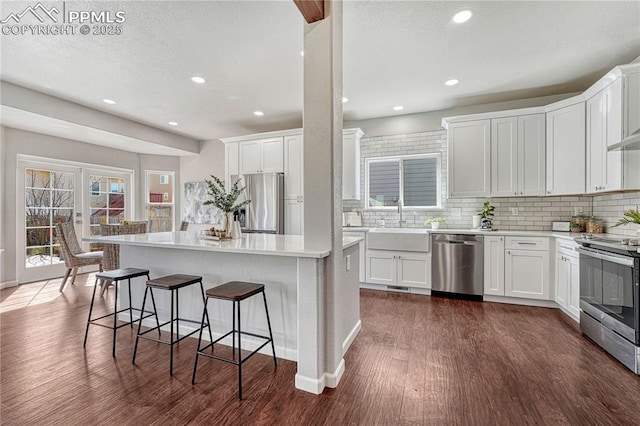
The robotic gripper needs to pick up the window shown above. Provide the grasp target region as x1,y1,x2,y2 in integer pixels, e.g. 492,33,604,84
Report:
366,154,441,209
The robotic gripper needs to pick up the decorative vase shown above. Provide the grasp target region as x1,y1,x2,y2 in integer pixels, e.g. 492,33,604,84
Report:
472,216,481,229
431,222,440,230
481,218,493,229
223,212,233,235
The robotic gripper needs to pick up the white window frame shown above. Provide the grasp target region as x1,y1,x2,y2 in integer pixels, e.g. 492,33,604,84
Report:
364,153,442,211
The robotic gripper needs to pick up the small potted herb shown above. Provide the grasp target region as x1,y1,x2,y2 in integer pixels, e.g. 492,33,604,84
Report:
479,201,495,230
424,217,445,230
569,221,584,233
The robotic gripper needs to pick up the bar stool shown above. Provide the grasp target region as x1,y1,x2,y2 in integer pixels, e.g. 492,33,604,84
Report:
132,274,212,375
192,281,277,400
84,267,158,357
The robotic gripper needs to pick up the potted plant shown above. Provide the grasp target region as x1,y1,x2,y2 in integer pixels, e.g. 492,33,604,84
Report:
569,221,583,233
612,208,640,240
424,217,445,230
478,201,495,229
203,176,251,235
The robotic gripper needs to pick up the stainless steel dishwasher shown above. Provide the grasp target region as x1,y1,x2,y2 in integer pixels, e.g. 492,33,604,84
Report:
431,233,484,299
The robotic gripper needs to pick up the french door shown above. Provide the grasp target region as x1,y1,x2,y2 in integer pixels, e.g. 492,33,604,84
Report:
17,161,81,283
17,159,134,284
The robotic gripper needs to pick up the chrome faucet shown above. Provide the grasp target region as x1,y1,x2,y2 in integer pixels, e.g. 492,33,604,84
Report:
398,199,405,228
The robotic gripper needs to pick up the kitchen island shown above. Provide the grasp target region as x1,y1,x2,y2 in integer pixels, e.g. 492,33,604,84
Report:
84,231,362,394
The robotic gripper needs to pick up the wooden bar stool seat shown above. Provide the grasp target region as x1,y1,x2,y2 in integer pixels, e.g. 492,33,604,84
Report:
192,281,277,400
84,267,158,357
132,274,212,375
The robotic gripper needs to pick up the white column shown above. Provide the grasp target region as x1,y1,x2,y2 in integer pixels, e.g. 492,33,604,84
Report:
299,0,345,393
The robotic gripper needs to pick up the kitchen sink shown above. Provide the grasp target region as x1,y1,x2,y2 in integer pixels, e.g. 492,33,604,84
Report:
367,228,430,252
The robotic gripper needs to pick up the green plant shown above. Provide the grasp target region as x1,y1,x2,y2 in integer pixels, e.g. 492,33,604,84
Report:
569,222,582,229
479,201,495,219
203,175,251,213
424,217,445,224
612,209,640,227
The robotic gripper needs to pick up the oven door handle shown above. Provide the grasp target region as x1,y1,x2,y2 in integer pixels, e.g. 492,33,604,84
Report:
576,247,635,267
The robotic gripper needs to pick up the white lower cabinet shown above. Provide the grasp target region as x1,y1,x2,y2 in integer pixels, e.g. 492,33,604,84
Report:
484,236,551,301
344,231,366,283
555,239,580,321
285,198,304,235
365,250,429,289
483,236,505,296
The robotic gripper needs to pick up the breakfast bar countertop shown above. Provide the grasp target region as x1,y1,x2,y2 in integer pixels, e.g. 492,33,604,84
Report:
84,231,363,259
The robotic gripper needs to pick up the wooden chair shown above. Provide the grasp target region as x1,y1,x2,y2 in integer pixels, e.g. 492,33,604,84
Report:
99,221,148,295
56,222,103,292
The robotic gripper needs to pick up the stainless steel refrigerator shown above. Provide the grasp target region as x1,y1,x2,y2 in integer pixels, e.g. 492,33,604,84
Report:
230,173,285,234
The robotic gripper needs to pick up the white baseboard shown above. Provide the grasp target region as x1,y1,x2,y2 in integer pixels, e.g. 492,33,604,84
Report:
342,320,361,356
295,373,325,394
324,358,345,388
483,295,559,309
0,280,18,289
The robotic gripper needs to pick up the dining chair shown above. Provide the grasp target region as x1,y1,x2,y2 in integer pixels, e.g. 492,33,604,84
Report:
99,221,149,295
56,222,103,292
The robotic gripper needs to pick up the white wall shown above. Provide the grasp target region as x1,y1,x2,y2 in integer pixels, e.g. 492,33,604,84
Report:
0,126,5,285
179,139,225,222
1,127,180,284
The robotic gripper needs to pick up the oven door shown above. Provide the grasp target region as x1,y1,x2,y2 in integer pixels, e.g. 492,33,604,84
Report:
577,246,639,344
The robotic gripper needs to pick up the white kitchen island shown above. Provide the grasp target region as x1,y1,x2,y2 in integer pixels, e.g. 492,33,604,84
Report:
84,231,362,394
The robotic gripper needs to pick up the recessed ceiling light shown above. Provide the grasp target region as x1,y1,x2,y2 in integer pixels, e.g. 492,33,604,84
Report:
445,79,459,86
342,97,349,103
168,121,178,126
102,99,116,105
254,111,264,116
453,10,473,24
393,106,404,111
191,76,206,84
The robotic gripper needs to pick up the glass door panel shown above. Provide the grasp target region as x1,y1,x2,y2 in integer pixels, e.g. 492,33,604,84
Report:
86,173,131,251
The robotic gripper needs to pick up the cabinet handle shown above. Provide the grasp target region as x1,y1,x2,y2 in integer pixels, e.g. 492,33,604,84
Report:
517,242,537,245
507,251,511,255
520,192,523,195
514,192,517,195
500,237,503,241
547,190,551,194
398,255,402,259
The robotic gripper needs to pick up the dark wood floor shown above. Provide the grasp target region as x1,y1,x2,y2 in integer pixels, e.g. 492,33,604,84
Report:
2,274,639,425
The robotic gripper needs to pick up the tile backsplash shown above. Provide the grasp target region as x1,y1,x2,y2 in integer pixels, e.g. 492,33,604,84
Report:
343,129,640,234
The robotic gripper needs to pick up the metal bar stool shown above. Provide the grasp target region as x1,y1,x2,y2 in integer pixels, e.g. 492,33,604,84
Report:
84,267,158,357
132,274,212,375
192,281,277,400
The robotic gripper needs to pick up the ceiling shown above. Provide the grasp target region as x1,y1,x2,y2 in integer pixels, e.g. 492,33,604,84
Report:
1,0,639,142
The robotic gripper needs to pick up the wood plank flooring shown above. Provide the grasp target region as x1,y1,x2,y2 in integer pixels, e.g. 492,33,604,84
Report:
2,274,639,425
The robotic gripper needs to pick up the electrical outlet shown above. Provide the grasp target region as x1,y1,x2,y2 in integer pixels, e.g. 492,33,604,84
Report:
511,208,519,216
574,206,583,215
163,192,169,200
346,255,351,272
451,208,462,217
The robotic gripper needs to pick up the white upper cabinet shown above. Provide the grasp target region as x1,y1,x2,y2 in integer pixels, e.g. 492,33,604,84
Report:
238,137,284,174
546,102,586,195
225,142,239,189
447,119,491,198
586,90,607,193
343,129,363,200
624,72,640,139
491,114,545,197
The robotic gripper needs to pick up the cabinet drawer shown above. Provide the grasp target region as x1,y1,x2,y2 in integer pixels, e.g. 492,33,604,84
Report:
505,236,549,251
556,238,579,258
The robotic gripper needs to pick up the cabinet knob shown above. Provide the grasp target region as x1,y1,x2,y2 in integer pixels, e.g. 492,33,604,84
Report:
507,251,511,255
514,192,517,195
398,256,402,259
520,192,523,195
547,190,551,194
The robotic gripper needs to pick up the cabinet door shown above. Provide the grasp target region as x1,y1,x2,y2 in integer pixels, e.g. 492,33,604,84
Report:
261,137,284,173
518,114,546,195
284,135,304,199
239,140,262,174
505,249,550,300
567,255,580,320
343,132,361,200
624,72,640,138
491,117,518,197
586,91,606,192
604,81,623,191
554,254,568,308
396,252,429,288
448,120,491,198
365,250,396,285
285,199,304,235
483,236,505,296
546,103,586,195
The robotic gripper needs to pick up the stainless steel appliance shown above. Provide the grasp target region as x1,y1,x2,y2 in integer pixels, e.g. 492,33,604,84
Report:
230,173,285,234
431,233,484,299
576,236,640,374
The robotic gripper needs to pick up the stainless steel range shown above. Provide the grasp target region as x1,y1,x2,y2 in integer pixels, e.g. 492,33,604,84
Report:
576,236,640,374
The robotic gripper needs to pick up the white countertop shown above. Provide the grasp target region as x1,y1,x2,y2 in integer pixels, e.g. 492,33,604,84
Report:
84,232,363,259
345,226,582,240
